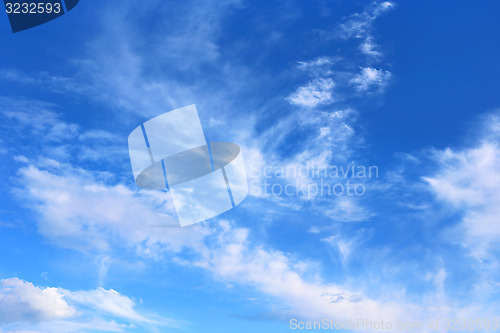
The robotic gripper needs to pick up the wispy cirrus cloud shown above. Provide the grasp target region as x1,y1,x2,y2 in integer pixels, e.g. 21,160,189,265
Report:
0,0,245,120
0,97,127,164
0,68,40,85
188,220,418,323
337,1,395,61
0,98,72,139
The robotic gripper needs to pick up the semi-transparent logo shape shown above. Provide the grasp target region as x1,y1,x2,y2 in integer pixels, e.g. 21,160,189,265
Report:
128,105,248,227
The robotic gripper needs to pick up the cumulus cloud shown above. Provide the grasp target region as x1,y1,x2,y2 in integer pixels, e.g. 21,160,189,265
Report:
0,278,75,324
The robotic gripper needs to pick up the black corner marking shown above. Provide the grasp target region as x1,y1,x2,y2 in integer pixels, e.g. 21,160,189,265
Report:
3,0,79,33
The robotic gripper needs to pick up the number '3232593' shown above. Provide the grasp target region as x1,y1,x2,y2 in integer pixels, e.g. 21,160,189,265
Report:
5,2,61,14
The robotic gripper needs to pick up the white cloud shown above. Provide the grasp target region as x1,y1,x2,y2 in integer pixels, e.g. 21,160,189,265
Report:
360,36,382,60
0,97,133,168
322,230,367,264
62,0,242,117
13,151,492,326
349,67,392,92
2,0,464,326
14,157,410,323
338,2,394,39
63,288,159,325
296,57,339,73
287,78,335,107
16,162,209,255
0,278,176,332
0,98,70,138
0,139,7,155
0,319,127,333
157,0,242,67
0,69,39,84
424,114,500,260
10,131,408,324
247,105,373,222
77,129,120,142
189,221,417,323
0,1,244,119
0,98,127,164
287,2,394,114
0,278,75,323
324,197,375,222
337,1,395,60
277,4,393,224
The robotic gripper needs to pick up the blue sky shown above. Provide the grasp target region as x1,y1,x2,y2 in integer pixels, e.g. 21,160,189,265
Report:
1,0,500,332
